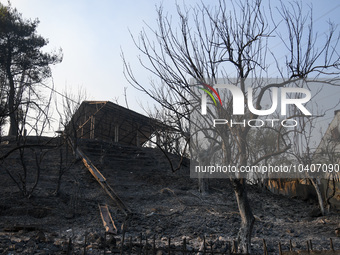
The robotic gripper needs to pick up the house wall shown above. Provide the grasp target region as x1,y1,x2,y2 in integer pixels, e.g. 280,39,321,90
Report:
267,179,340,209
266,179,317,201
67,101,157,147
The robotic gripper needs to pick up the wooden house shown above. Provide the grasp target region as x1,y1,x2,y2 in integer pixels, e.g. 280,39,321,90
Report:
66,101,166,147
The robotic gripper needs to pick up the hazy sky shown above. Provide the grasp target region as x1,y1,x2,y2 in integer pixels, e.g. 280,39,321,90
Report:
4,0,340,138
7,0,210,110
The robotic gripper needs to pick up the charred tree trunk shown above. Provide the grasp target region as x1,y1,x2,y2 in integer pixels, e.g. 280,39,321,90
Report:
198,150,213,195
198,174,209,195
310,178,325,216
7,62,18,138
233,178,255,253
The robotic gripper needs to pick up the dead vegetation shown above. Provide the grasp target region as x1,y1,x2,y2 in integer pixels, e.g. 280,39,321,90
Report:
0,138,339,254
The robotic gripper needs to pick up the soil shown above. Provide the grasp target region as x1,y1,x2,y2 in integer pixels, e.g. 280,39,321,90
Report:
0,137,339,254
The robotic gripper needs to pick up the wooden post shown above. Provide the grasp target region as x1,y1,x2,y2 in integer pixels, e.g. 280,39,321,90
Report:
139,233,142,255
306,241,309,252
263,239,268,255
278,242,282,255
129,237,132,255
289,240,293,251
232,240,237,254
136,130,140,147
168,237,171,255
90,116,95,139
183,238,187,255
114,125,119,143
203,236,206,254
83,232,87,255
330,238,334,251
67,237,72,255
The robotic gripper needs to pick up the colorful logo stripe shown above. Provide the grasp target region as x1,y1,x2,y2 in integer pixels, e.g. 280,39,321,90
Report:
199,83,222,106
199,88,217,106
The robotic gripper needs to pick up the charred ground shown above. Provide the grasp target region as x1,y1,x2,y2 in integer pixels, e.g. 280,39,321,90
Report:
0,137,339,254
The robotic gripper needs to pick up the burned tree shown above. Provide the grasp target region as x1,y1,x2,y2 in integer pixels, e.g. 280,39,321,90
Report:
124,0,340,252
0,73,7,138
0,3,62,138
0,3,63,198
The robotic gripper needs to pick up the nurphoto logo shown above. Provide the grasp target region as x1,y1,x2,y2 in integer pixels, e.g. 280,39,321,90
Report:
197,81,312,128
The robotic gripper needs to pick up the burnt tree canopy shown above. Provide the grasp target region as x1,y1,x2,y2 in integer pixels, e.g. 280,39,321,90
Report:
0,3,62,137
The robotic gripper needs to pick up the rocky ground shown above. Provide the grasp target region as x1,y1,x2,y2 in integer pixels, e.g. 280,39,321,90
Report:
0,137,339,254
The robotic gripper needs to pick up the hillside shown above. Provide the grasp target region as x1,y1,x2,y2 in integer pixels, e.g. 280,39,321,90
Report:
0,137,339,254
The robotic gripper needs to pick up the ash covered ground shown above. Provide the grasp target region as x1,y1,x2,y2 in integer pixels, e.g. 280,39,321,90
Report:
0,138,339,254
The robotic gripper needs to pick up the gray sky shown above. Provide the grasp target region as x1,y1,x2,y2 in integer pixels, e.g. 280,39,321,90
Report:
5,0,340,139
